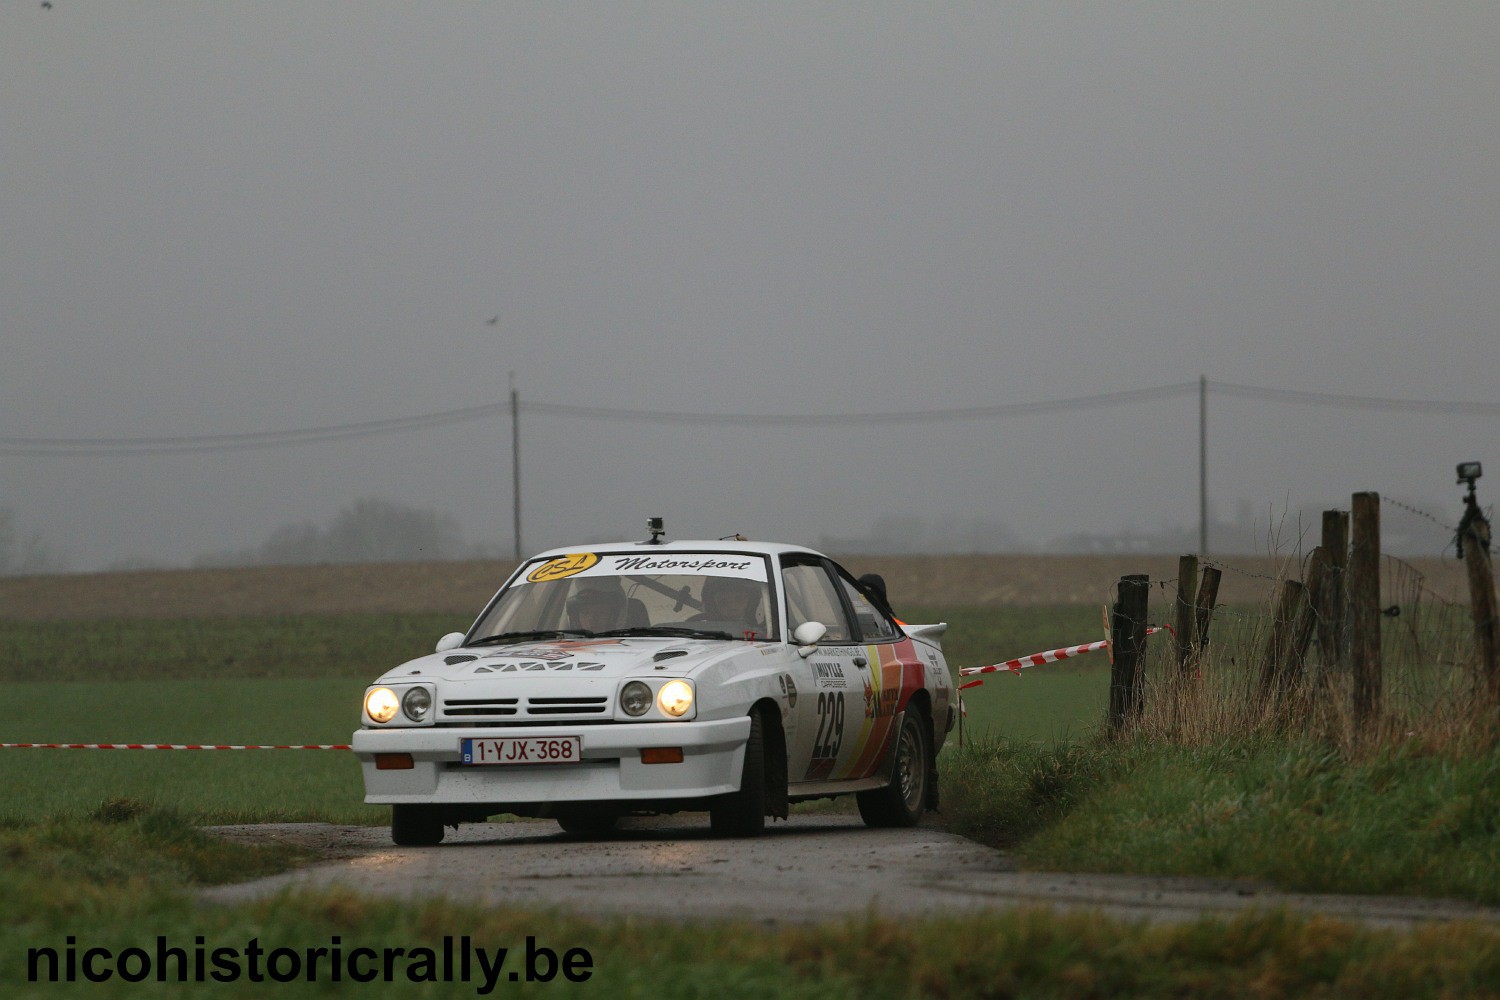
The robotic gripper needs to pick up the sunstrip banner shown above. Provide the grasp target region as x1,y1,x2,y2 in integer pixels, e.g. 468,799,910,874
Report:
958,626,1173,689
522,551,770,584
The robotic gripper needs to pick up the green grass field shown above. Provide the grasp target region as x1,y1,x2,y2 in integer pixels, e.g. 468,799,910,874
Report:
0,679,379,824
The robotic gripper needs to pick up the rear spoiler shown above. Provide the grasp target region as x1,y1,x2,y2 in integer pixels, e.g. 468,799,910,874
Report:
903,622,948,644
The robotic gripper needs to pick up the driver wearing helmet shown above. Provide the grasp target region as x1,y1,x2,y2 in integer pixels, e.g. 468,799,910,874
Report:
567,577,627,632
695,576,765,634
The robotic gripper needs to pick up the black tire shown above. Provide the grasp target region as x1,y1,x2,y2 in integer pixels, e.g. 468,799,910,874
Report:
710,711,766,837
857,712,929,829
391,805,445,846
555,811,619,837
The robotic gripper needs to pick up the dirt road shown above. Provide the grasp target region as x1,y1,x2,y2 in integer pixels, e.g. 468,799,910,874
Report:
202,816,1500,930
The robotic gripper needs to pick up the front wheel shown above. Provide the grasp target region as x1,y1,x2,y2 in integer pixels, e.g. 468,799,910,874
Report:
391,805,445,846
857,712,929,828
710,711,766,837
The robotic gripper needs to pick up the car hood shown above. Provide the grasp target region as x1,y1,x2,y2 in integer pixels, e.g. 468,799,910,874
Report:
373,636,757,684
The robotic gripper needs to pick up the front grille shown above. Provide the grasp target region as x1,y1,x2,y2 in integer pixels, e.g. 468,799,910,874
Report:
439,719,621,729
525,696,609,715
442,697,518,717
437,695,611,724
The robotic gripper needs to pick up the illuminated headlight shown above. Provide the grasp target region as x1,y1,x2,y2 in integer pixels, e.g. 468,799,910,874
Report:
657,680,694,718
402,687,432,722
620,681,652,717
365,687,400,724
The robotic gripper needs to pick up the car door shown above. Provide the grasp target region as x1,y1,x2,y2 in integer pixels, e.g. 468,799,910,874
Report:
779,556,865,783
829,566,939,781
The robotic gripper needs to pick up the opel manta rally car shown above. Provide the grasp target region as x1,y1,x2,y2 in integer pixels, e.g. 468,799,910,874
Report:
353,529,954,845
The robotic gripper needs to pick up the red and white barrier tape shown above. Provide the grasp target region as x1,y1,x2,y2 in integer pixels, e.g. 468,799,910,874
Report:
0,743,350,751
957,625,1173,690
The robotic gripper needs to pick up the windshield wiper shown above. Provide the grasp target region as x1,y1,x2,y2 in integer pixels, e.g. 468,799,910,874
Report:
591,626,738,641
469,629,595,646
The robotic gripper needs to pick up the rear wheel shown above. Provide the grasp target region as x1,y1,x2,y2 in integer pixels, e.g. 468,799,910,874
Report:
710,712,766,837
391,805,445,846
857,712,929,828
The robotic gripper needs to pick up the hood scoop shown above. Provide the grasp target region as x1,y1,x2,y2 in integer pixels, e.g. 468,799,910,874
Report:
653,649,689,663
445,654,479,665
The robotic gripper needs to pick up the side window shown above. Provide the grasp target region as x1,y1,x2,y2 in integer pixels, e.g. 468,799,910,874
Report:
780,561,854,642
838,573,903,642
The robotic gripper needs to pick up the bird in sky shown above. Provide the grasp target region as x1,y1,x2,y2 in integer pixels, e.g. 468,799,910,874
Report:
486,316,499,326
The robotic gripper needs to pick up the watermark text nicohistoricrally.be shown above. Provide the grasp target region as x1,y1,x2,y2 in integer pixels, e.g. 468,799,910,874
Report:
27,934,592,993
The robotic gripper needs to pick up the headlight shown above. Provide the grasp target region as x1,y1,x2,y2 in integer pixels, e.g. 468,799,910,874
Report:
620,681,652,717
657,680,693,718
402,687,432,722
365,687,400,724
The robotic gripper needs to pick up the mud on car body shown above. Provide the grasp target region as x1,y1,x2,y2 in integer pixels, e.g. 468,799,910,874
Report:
353,530,954,845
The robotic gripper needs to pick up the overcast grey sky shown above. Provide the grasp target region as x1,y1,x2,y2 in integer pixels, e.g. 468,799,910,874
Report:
4,2,1497,571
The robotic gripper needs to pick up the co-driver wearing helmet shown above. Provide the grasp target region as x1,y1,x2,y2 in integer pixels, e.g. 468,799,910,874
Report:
567,578,627,632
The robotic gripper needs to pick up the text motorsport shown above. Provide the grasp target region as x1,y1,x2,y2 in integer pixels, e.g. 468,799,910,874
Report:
28,935,593,993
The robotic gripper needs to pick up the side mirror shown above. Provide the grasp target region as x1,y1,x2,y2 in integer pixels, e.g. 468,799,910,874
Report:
435,632,466,653
792,621,827,657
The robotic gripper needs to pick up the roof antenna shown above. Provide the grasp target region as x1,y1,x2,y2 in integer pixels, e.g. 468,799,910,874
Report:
646,516,666,545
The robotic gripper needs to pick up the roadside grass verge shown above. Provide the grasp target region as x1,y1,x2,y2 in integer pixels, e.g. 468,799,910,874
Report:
942,735,1500,906
1,801,317,894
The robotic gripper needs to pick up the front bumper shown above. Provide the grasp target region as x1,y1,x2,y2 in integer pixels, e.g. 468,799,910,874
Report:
352,717,753,805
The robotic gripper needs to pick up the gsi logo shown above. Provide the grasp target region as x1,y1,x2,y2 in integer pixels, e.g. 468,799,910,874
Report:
526,553,600,583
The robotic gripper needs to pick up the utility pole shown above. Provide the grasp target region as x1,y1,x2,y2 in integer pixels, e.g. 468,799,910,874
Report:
510,371,521,561
1199,374,1208,556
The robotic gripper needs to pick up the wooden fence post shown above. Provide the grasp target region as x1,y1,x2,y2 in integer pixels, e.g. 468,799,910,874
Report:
1194,566,1222,658
1176,555,1199,674
1460,515,1500,705
1318,510,1349,673
1349,492,1382,727
1292,547,1327,683
1257,579,1304,707
1109,574,1151,733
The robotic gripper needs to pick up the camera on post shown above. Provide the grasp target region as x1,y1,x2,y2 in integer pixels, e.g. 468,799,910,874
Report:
1456,462,1489,559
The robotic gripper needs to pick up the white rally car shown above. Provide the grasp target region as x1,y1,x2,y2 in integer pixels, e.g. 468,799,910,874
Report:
353,528,954,845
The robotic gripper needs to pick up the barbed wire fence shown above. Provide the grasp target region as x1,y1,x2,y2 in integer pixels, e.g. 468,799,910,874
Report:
1123,491,1495,748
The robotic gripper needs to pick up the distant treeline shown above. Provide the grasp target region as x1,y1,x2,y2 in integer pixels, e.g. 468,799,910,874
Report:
191,497,501,569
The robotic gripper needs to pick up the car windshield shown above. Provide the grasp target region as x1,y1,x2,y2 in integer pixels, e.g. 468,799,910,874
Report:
469,551,779,643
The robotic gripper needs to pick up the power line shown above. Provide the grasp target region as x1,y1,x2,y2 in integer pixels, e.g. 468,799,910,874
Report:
1209,381,1500,414
524,381,1197,426
0,403,512,456
1,379,1495,457
0,383,1200,455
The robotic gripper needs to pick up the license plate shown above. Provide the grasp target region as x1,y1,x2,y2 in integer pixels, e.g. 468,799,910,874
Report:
461,736,582,766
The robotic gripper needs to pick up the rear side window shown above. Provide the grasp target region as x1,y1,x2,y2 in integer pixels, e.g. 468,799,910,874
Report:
838,573,903,642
